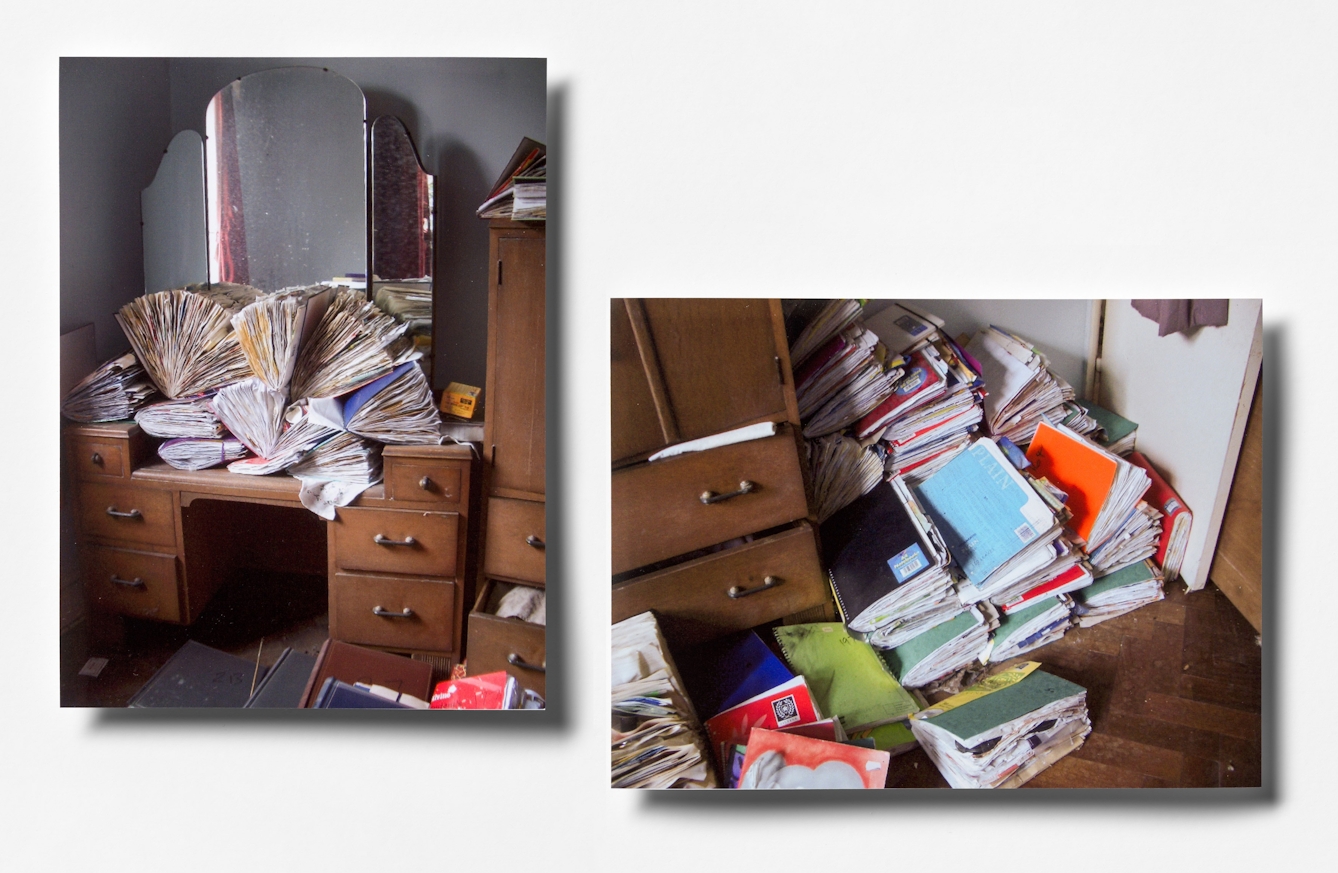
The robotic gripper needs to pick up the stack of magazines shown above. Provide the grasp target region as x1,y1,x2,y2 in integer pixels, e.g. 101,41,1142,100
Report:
157,437,249,471
476,137,546,221
612,611,715,789
795,322,904,438
1071,559,1165,627
230,284,334,393
134,395,224,439
60,353,159,423
343,362,441,445
966,326,1075,448
115,284,263,399
288,431,383,485
289,286,417,400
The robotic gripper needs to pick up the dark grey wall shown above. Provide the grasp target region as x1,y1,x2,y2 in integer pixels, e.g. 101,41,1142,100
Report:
60,57,546,391
59,58,172,362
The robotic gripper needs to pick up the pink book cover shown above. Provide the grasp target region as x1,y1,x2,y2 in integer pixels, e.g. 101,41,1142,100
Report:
737,728,891,789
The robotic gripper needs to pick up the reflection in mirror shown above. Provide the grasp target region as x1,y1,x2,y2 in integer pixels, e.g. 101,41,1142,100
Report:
205,67,366,292
371,116,435,380
142,130,208,294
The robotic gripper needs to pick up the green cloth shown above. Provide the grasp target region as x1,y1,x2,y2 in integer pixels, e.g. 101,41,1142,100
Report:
773,623,919,732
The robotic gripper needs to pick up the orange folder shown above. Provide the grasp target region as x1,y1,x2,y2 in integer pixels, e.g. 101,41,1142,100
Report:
1024,421,1118,543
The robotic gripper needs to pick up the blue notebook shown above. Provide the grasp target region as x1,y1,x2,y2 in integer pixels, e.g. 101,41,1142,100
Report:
674,630,794,720
913,438,1057,587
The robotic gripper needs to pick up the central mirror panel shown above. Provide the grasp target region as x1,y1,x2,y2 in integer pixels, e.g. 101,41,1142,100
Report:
370,116,435,379
205,67,367,291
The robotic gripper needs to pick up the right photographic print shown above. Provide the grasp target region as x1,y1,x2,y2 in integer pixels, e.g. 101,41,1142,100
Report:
610,298,1262,790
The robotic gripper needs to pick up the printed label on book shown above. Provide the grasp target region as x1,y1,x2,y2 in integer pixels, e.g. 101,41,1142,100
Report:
1014,522,1036,543
771,694,802,727
888,543,928,584
896,315,928,336
895,367,927,395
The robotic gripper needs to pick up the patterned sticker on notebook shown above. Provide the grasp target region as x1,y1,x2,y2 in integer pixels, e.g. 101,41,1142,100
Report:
771,694,801,727
1015,522,1036,543
888,543,928,584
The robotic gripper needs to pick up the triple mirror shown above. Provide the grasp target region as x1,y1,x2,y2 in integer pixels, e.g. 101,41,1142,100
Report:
140,66,436,376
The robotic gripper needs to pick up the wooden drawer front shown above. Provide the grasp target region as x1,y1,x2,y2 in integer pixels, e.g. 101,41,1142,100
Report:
384,459,465,508
468,600,546,697
81,544,181,623
333,507,459,577
611,430,808,574
69,435,129,480
330,572,457,653
484,497,546,585
611,523,828,633
76,482,177,548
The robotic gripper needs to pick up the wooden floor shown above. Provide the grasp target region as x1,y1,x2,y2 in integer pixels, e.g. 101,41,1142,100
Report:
885,581,1263,788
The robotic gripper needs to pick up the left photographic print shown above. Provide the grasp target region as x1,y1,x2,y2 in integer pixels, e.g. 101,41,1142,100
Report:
59,58,548,709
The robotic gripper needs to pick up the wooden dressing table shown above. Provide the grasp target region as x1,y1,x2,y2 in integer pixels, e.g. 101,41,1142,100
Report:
65,420,474,674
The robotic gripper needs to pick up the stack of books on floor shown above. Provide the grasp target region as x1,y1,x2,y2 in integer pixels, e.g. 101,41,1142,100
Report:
611,612,716,788
965,325,1075,448
909,662,1091,788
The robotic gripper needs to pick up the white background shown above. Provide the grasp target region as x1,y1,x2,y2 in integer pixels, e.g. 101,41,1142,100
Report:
3,2,1332,870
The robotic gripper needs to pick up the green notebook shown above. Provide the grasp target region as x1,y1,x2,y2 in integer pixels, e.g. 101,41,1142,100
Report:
921,669,1085,744
996,595,1065,635
1075,559,1157,603
1074,400,1138,448
878,609,980,683
773,623,920,732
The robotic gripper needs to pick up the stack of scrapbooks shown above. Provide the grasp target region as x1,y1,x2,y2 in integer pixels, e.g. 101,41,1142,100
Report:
135,395,224,439
60,352,159,423
115,284,263,399
965,326,1074,447
1071,559,1165,627
822,477,959,650
987,594,1075,662
611,612,716,789
878,605,997,689
910,662,1091,788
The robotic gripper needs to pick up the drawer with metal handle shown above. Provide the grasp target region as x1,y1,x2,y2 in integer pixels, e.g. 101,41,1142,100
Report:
611,522,829,640
75,482,177,548
468,578,546,697
610,427,808,574
331,507,461,578
80,544,182,623
483,496,546,585
382,455,469,509
329,571,458,653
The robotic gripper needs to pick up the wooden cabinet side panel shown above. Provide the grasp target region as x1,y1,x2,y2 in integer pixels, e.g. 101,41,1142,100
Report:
486,231,546,497
611,298,669,464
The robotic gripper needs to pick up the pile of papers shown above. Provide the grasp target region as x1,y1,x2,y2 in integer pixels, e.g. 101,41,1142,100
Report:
341,362,442,445
210,378,290,459
60,353,159,423
987,595,1074,663
611,612,716,789
115,284,262,399
230,284,333,393
879,605,997,689
134,395,224,439
806,432,885,524
289,286,418,400
966,326,1074,447
157,437,249,471
795,323,905,438
228,402,338,476
910,662,1091,788
476,137,546,221
1071,559,1165,627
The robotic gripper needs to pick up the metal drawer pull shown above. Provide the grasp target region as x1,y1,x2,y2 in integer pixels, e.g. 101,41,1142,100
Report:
728,575,780,599
110,574,145,588
700,480,755,504
90,452,103,466
419,475,433,490
373,534,417,547
105,506,142,519
507,653,546,673
525,534,545,549
373,605,415,618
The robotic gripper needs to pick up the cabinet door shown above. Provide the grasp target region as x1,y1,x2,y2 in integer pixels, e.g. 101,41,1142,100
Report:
611,299,793,465
610,299,667,463
486,228,546,498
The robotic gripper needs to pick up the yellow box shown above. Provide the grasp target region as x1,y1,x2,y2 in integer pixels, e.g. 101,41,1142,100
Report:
441,382,482,419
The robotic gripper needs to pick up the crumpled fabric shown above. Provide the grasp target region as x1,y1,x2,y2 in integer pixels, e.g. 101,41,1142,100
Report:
1131,300,1229,337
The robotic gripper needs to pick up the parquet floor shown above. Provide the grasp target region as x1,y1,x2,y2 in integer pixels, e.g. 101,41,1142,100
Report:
885,581,1264,788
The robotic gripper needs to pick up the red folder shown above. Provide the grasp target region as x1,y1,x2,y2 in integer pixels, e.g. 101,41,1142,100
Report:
1127,451,1193,570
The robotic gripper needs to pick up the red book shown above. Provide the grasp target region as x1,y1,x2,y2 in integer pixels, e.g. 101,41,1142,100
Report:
1127,451,1194,579
704,676,822,784
855,348,948,438
737,728,891,789
1000,562,1093,613
429,671,518,710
